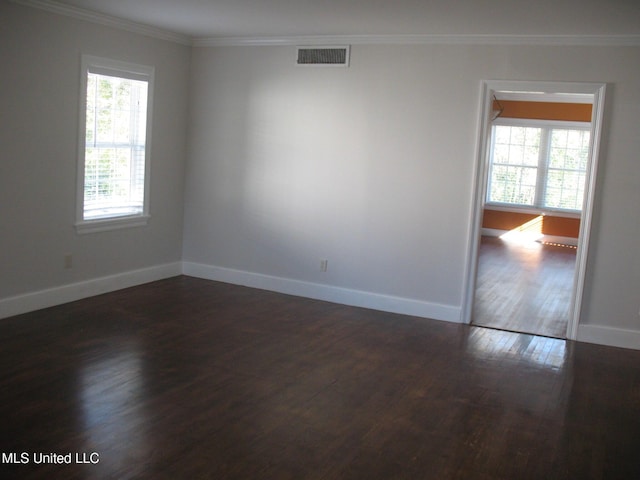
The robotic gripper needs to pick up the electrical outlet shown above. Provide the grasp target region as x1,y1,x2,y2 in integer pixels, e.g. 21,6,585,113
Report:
64,254,73,269
320,259,328,272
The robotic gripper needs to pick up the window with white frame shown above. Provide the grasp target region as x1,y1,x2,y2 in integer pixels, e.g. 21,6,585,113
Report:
76,55,154,233
487,120,590,212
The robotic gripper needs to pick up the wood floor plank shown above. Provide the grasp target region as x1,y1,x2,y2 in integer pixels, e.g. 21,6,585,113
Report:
1,276,639,479
472,236,577,338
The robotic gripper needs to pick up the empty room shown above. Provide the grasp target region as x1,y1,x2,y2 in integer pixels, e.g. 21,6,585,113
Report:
1,0,640,478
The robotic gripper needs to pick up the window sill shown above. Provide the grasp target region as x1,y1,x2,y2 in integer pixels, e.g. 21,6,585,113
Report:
75,215,150,234
484,204,581,219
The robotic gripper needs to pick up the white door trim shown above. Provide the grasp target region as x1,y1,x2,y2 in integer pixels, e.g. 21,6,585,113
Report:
462,80,607,340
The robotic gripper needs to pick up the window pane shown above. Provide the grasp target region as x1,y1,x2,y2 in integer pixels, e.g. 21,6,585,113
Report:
488,125,541,207
493,144,509,164
544,129,590,211
508,145,524,165
83,72,148,220
489,165,537,205
494,126,511,144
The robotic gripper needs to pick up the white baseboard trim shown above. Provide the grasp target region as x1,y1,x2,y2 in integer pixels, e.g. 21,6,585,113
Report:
5,260,639,351
182,262,462,323
577,324,640,350
481,228,578,246
481,228,506,237
0,262,182,320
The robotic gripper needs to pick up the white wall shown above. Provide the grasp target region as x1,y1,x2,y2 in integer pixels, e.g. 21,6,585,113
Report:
184,43,640,343
2,1,639,349
0,3,190,311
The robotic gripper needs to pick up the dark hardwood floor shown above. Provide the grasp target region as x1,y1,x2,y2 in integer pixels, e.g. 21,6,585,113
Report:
472,236,577,338
2,276,640,479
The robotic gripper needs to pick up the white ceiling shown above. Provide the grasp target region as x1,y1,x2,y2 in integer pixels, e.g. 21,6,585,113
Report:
29,0,640,40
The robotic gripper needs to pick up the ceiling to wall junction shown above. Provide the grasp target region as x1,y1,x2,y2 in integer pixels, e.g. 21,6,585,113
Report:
14,0,640,41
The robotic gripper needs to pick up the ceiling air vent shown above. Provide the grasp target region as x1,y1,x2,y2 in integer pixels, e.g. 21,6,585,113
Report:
296,46,350,66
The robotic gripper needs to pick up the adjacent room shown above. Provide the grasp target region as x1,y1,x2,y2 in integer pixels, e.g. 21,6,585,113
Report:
472,91,594,339
1,0,640,478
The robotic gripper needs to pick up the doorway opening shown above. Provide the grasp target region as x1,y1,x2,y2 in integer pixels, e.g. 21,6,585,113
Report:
463,81,606,340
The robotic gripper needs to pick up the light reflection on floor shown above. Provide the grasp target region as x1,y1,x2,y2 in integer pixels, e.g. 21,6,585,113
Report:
79,343,149,468
466,327,567,371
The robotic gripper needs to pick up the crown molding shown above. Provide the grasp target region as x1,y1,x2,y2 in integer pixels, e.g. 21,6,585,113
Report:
193,33,640,48
11,0,192,46
10,1,640,49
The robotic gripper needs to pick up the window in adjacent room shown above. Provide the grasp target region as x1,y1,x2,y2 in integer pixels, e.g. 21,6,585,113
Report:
487,120,590,212
76,55,154,233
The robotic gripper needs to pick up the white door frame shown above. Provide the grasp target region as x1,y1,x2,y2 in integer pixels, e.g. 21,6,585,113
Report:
461,80,607,340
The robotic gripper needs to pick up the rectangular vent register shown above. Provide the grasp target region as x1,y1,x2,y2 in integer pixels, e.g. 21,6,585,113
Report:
297,46,350,66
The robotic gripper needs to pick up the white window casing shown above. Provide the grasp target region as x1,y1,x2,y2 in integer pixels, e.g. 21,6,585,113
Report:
75,55,154,234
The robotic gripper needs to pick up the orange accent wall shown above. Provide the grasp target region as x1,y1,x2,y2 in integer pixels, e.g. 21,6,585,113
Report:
541,215,581,238
493,100,592,122
482,209,580,238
